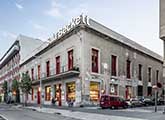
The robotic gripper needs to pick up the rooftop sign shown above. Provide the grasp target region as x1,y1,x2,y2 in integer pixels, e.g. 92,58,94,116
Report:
49,15,89,41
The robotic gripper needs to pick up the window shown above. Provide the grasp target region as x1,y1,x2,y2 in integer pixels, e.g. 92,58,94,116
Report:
92,48,99,73
66,82,76,101
126,60,131,79
38,65,41,80
56,56,60,74
31,68,34,80
111,55,117,76
45,86,51,101
148,67,151,82
138,64,142,80
46,61,50,77
156,70,159,83
90,82,100,101
68,50,74,70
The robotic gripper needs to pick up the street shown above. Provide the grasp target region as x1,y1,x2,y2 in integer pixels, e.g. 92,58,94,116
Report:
0,104,79,120
0,103,165,120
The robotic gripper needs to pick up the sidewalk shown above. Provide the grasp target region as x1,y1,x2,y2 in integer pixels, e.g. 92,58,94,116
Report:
25,106,147,120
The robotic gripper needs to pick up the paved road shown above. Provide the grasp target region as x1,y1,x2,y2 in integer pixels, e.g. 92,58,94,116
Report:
0,104,79,120
1,103,165,120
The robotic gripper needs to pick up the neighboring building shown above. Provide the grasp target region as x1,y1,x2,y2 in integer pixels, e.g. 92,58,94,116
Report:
160,0,165,40
20,15,163,106
0,35,45,101
159,0,165,102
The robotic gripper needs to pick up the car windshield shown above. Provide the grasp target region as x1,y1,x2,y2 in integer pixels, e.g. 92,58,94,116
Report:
101,96,109,101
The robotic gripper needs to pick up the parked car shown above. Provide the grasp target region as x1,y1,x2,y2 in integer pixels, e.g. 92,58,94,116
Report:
100,95,128,109
158,97,165,105
142,98,155,106
126,98,143,107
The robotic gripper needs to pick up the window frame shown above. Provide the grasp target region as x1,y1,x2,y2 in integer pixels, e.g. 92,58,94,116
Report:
91,47,100,74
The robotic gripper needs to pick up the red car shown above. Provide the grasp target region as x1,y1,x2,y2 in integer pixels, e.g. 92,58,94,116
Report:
100,95,128,109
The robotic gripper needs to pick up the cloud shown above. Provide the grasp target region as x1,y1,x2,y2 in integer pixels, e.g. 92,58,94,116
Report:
15,3,23,10
44,0,64,18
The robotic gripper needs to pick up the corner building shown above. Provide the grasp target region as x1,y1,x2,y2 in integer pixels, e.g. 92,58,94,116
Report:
21,15,163,106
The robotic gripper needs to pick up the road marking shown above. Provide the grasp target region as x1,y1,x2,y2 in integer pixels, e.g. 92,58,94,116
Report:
0,114,8,120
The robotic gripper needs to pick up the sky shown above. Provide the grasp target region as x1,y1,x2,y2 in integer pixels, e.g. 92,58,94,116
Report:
0,0,163,58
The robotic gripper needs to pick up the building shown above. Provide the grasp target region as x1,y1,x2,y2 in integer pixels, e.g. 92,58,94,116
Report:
0,35,45,102
159,0,165,112
20,15,163,106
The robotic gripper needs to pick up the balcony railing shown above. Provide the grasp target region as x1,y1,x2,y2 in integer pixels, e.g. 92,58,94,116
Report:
31,64,80,83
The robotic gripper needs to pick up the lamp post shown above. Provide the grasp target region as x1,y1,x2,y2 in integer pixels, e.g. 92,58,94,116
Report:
153,85,158,112
34,56,42,109
163,83,165,114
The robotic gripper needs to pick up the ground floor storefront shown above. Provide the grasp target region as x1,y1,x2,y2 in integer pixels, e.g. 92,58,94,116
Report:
24,76,159,106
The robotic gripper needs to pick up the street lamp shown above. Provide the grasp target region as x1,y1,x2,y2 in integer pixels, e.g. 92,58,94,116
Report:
33,55,42,109
152,85,158,112
163,83,165,114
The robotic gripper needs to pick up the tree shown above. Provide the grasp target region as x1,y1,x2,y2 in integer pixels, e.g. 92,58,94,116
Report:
19,73,32,106
2,81,8,102
12,79,20,103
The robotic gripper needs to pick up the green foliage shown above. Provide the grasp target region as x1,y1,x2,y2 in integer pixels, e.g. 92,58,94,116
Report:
20,73,32,94
12,79,19,92
2,81,8,93
12,79,20,103
2,81,8,102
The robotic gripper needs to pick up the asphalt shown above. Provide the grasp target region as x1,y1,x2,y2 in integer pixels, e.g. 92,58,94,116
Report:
0,103,80,120
0,103,165,120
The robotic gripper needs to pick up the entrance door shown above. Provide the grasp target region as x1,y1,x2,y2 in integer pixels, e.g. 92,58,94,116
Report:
37,88,40,104
55,84,62,106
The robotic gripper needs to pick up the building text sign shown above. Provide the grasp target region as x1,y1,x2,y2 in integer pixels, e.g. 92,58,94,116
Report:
50,15,89,41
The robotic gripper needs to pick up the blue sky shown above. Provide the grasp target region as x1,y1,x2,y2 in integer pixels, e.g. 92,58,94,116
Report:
0,0,163,58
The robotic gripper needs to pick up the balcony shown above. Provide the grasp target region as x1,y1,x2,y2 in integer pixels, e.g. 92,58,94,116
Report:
32,65,80,85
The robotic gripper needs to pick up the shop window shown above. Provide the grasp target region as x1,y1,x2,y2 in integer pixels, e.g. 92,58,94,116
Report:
92,48,99,73
38,65,41,80
68,50,74,70
111,55,117,76
148,67,152,82
31,68,34,80
45,86,51,101
66,82,75,101
90,82,100,102
126,60,131,79
56,56,60,74
46,61,50,77
138,64,142,81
